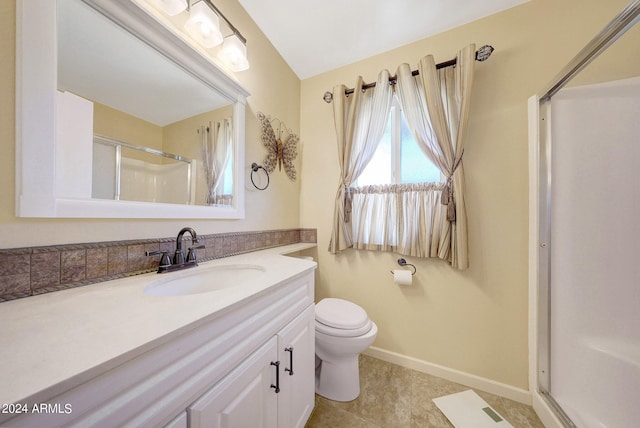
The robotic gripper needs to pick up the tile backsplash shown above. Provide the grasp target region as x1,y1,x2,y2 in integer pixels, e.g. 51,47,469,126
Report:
0,228,317,302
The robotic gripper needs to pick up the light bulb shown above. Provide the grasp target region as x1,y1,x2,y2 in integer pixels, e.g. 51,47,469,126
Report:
184,1,223,48
154,0,188,16
222,34,249,71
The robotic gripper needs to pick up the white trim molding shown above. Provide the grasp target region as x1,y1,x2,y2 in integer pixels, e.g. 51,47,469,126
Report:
364,346,531,405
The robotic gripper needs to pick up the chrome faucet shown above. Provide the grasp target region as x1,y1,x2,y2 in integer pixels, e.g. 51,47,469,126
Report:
146,227,205,273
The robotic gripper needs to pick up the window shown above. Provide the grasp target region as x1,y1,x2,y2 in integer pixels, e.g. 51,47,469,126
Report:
356,98,441,186
350,97,448,257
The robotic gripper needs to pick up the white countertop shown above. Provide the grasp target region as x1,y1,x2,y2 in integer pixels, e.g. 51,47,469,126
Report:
0,243,316,406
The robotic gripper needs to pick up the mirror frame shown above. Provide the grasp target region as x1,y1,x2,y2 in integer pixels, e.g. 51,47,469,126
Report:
15,0,250,218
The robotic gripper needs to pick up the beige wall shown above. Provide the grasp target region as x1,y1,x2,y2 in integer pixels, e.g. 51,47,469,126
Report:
299,0,631,390
0,0,301,248
93,102,164,153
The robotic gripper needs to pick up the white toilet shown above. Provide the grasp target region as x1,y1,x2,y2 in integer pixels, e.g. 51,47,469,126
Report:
314,298,378,402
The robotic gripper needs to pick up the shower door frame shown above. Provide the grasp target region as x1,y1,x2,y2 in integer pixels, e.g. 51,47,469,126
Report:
528,1,640,427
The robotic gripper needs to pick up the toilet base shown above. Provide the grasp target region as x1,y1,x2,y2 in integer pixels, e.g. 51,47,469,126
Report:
315,356,360,402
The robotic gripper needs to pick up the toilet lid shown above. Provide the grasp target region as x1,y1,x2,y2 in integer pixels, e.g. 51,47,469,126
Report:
315,298,370,330
315,318,373,337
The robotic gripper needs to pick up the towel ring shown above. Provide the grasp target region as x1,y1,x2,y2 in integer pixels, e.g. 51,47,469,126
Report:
389,258,416,275
250,162,269,190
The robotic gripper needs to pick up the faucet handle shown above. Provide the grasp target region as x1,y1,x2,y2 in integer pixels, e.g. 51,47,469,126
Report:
187,244,206,263
145,250,172,266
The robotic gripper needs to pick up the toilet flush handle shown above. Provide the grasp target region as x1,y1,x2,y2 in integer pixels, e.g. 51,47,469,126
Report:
285,347,294,376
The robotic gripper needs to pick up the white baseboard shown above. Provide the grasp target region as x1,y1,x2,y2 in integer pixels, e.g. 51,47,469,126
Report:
364,346,531,405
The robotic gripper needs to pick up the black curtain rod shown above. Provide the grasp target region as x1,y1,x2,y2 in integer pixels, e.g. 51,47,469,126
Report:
323,45,494,103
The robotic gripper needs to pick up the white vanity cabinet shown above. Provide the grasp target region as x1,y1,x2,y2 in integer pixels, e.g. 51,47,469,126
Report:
165,412,188,428
189,336,278,428
189,305,315,428
1,265,315,428
276,305,316,428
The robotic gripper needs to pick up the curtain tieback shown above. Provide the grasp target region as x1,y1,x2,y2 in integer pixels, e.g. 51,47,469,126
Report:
343,186,353,223
441,178,455,222
441,154,463,222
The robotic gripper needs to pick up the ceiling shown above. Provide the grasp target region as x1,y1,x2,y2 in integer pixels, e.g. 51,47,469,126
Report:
238,0,528,79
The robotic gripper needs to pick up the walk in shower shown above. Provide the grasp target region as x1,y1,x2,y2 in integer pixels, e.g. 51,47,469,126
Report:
529,1,640,427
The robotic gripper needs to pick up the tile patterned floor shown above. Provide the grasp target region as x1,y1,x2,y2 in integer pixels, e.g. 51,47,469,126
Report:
305,354,545,428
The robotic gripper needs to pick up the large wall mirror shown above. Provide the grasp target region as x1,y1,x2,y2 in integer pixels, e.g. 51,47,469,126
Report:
16,0,250,218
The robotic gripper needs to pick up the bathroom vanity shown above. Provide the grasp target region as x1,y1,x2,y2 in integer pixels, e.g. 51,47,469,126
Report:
0,244,316,428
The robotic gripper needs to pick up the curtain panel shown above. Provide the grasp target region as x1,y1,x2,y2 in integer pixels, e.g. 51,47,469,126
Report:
350,183,450,258
201,118,233,205
396,44,475,269
328,71,393,253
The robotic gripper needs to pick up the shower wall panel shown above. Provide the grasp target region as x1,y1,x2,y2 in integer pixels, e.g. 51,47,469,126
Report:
549,76,640,428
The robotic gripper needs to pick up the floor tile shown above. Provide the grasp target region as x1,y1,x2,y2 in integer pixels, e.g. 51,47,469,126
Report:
306,396,379,428
306,355,545,428
320,355,412,427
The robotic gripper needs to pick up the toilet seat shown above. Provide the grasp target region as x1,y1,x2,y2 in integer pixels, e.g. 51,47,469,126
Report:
315,298,372,337
316,319,373,337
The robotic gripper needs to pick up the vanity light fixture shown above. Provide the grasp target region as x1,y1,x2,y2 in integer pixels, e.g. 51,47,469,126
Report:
185,0,223,48
221,34,250,71
152,0,250,71
155,0,188,16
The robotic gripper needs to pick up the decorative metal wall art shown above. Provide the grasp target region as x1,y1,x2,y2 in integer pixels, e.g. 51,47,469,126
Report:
257,112,298,181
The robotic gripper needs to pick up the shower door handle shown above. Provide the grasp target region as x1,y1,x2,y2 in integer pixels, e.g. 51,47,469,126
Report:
284,347,294,376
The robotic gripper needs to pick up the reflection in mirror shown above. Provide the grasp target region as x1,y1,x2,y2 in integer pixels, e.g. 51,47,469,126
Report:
198,119,234,205
92,135,196,204
57,0,234,206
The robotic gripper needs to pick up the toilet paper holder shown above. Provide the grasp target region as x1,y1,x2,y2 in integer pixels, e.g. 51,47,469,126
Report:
390,258,416,275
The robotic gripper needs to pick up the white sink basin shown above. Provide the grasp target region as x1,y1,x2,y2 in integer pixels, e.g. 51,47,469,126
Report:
144,264,266,297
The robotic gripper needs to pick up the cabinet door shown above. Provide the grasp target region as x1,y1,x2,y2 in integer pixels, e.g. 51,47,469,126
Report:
164,411,187,428
277,305,316,428
189,337,278,428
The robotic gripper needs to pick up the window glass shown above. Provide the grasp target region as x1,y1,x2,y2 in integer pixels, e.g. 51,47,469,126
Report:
400,116,441,183
356,103,440,186
356,117,392,186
